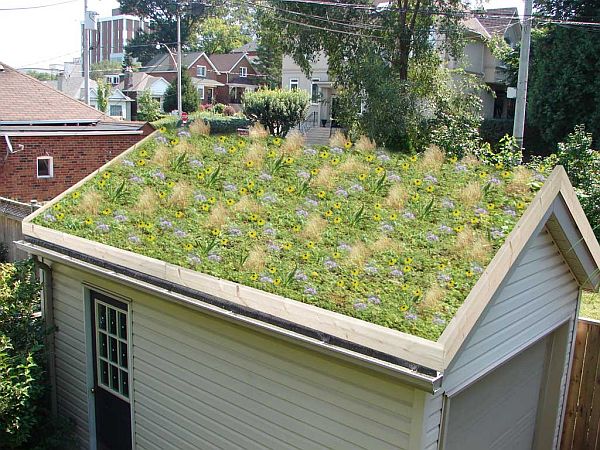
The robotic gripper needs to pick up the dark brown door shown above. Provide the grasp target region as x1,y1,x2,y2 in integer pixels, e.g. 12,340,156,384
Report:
91,291,132,450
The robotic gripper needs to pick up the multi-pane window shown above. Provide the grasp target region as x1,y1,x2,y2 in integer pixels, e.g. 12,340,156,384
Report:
290,79,298,91
240,66,247,78
96,300,129,400
36,156,53,178
197,66,206,77
109,104,123,117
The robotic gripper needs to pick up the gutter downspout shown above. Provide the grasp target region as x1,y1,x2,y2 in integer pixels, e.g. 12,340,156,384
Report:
34,256,57,417
3,134,14,153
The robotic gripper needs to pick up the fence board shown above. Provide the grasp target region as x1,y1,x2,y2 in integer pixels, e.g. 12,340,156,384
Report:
561,318,600,450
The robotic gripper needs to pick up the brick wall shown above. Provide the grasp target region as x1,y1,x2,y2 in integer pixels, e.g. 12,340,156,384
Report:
0,131,149,202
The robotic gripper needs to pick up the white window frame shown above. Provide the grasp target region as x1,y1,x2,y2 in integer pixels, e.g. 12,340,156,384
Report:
240,66,247,78
36,156,54,178
311,78,320,104
196,65,206,77
289,78,299,91
198,85,205,100
109,104,123,117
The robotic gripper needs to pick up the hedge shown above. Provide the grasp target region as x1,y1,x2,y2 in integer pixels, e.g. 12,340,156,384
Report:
152,112,250,135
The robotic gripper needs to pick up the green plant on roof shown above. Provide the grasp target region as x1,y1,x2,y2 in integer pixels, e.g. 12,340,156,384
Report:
34,128,551,340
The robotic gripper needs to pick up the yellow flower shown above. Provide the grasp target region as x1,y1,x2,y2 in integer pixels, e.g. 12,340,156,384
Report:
413,288,423,297
268,267,277,274
465,270,474,277
226,198,235,206
273,137,282,145
273,278,282,286
401,162,410,171
102,208,112,215
372,214,381,221
220,239,229,245
516,201,526,210
208,196,216,204
228,146,237,154
449,156,458,163
374,202,382,209
333,252,341,259
204,167,213,174
257,218,266,226
351,268,360,276
426,185,435,193
487,202,495,210
375,167,385,175
256,188,265,196
400,284,408,291
317,190,327,199
196,173,205,180
158,127,167,134
333,202,341,209
245,161,254,168
389,213,398,220
201,204,210,211
247,230,257,238
324,210,333,217
365,154,375,162
239,187,248,195
184,243,194,251
403,265,412,272
139,149,149,158
448,280,456,288
306,241,315,249
284,157,294,164
452,210,461,217
170,138,179,146
344,141,352,149
246,181,255,190
167,181,176,188
102,171,111,179
470,217,479,225
84,217,93,226
286,186,296,194
411,193,420,201
53,204,62,211
56,212,65,220
71,191,81,199
437,263,446,270
351,280,360,288
267,150,277,158
209,229,220,237
336,280,345,288
404,257,413,264
358,173,367,181
158,191,167,199
147,234,156,242
319,151,329,159
292,225,301,232
333,217,341,224
400,304,408,312
388,258,397,266
301,252,310,261
237,139,246,147
98,179,107,187
479,171,488,179
310,168,319,176
331,158,340,165
413,179,422,186
249,214,258,222
250,273,259,281
282,242,292,250
219,136,226,143
454,225,464,233
175,211,184,219
495,162,504,169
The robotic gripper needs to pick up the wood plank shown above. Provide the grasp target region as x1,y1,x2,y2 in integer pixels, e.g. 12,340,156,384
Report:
584,324,600,450
561,321,589,449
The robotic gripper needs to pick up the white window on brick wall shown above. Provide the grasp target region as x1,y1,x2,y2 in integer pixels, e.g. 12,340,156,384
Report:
240,66,247,78
198,86,205,100
37,156,53,178
197,66,206,77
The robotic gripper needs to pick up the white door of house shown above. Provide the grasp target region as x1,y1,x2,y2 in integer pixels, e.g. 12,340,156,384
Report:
443,336,548,450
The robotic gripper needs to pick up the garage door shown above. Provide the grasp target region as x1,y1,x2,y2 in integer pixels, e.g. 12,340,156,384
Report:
444,337,548,450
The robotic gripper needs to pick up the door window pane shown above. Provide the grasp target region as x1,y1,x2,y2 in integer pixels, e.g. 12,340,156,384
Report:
99,333,108,358
120,370,129,396
100,360,109,385
109,337,118,363
119,341,128,368
119,313,127,339
109,308,117,334
98,304,106,330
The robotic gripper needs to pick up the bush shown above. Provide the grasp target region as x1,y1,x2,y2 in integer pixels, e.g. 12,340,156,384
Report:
242,89,309,137
136,89,162,122
223,105,236,116
480,119,513,148
212,103,226,114
163,69,199,114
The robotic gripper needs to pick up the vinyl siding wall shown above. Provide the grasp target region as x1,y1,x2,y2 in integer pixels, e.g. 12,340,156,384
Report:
443,227,579,396
421,391,444,450
49,262,427,449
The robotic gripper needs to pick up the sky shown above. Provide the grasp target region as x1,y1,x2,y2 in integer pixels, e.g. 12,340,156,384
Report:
0,0,525,70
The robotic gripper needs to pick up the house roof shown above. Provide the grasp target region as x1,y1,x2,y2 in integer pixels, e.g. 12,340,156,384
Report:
119,72,169,92
462,17,491,39
21,132,600,373
0,62,109,123
231,41,258,54
475,7,520,37
208,53,247,73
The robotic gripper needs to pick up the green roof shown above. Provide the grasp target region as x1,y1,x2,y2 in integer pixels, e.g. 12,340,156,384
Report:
34,128,546,340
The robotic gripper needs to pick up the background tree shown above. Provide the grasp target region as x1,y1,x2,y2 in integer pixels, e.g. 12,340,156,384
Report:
136,89,162,121
162,69,199,113
25,70,57,81
90,60,122,82
243,89,309,136
194,17,251,54
254,12,283,88
96,80,112,113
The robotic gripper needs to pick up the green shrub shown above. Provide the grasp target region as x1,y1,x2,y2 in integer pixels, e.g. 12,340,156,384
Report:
136,89,162,122
152,112,251,135
476,135,523,168
163,69,199,114
242,89,309,137
212,103,226,114
480,119,513,148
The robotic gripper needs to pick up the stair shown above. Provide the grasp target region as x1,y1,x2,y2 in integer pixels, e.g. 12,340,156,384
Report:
302,126,331,146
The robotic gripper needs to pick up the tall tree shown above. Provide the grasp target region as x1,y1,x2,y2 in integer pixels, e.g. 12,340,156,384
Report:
162,69,200,113
96,80,112,113
195,17,252,54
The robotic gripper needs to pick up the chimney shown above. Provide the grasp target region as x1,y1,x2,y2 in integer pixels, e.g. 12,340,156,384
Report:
57,70,65,91
124,67,134,90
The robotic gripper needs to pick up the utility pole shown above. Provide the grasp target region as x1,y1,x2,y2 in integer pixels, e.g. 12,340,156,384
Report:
177,9,183,117
513,0,533,148
83,0,89,105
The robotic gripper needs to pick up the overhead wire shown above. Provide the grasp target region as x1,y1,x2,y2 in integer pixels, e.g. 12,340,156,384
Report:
0,0,78,11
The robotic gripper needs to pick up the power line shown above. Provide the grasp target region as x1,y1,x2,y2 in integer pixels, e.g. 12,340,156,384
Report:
0,0,78,11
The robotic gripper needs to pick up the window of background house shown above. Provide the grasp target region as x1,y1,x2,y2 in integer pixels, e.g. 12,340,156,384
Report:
37,156,53,178
197,66,206,77
290,79,298,91
198,86,205,100
240,66,247,78
109,104,123,117
311,79,320,103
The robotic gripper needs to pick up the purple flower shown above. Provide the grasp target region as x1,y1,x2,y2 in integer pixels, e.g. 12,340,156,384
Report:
189,159,203,168
353,302,368,311
213,145,227,154
335,188,348,198
259,172,272,181
153,171,166,180
403,211,415,220
159,219,173,229
441,199,455,209
297,170,310,180
96,223,110,233
128,235,141,244
305,198,319,207
122,159,134,167
267,242,281,252
223,183,237,191
489,177,501,185
188,255,202,265
228,227,242,237
437,273,451,283
474,207,488,216
208,254,222,263
439,224,453,234
304,286,317,295
303,148,317,156
503,207,517,216
367,295,381,305
194,193,207,202
331,146,344,154
261,194,277,204
454,163,467,172
174,229,187,238
177,129,191,138
364,264,378,275
130,175,143,183
380,223,394,233
377,153,391,162
390,269,404,277
260,276,274,284
491,228,505,240
405,312,418,321
296,209,309,218
155,135,168,144
426,232,439,242
471,263,484,274
424,174,438,184
295,271,308,282
338,242,351,251
387,173,401,182
263,228,276,236
324,259,338,270
350,184,364,192
533,172,546,182
432,315,446,326
114,214,127,222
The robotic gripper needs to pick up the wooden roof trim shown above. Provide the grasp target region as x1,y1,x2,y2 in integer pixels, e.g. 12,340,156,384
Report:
439,166,600,367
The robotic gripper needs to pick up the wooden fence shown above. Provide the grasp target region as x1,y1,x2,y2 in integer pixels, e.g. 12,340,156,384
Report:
0,197,38,262
561,317,600,450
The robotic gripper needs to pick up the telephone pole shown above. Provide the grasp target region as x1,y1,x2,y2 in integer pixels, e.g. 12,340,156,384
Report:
513,0,533,148
83,0,89,105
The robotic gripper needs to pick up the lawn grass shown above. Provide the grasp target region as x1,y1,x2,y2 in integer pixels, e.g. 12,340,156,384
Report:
33,128,546,340
581,291,600,320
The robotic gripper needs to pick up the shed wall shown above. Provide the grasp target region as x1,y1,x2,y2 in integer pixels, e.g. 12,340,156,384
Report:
49,262,428,450
443,227,579,396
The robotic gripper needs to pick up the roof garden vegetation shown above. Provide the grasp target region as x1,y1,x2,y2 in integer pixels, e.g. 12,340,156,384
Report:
33,125,550,340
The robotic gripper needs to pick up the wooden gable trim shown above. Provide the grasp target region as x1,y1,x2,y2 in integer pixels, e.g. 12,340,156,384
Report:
224,54,252,73
439,166,600,367
193,52,221,75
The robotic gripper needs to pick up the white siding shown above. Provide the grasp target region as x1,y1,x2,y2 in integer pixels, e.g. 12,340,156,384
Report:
131,293,425,450
421,390,444,450
443,227,579,396
52,265,89,448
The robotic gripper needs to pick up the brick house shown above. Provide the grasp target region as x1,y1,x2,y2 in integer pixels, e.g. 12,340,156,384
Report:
0,62,152,203
143,51,261,107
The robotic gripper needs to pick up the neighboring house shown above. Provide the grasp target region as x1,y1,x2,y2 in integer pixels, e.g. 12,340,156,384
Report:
18,130,600,449
0,62,151,203
46,72,134,120
89,8,148,64
282,8,521,126
142,51,260,106
118,71,171,120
